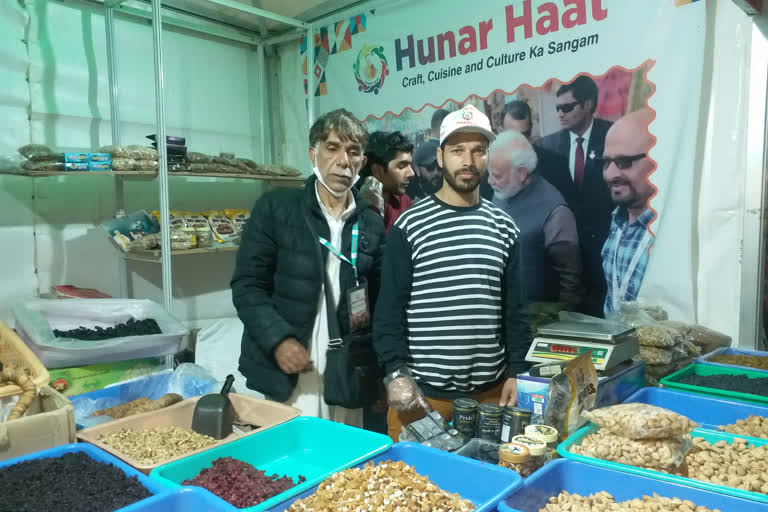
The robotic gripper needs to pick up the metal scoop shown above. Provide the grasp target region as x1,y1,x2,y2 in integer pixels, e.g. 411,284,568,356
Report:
191,374,235,440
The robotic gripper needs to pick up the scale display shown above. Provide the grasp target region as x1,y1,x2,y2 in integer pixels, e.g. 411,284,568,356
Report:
525,337,638,371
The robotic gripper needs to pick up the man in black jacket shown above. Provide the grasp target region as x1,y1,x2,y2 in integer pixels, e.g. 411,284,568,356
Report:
231,109,385,427
539,76,614,316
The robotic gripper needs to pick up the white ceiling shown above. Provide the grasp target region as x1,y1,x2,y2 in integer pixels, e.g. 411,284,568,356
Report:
154,0,364,35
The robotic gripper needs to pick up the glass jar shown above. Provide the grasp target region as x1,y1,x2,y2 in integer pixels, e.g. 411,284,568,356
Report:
452,398,478,438
500,406,532,443
511,434,548,473
498,442,537,477
476,403,503,442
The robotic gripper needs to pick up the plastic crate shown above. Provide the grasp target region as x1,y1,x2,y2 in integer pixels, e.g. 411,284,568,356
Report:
263,442,522,512
499,459,767,512
558,425,768,503
149,416,393,512
661,363,768,405
117,487,239,512
0,321,49,398
70,369,218,429
78,393,300,474
623,387,768,437
698,347,768,375
0,443,168,509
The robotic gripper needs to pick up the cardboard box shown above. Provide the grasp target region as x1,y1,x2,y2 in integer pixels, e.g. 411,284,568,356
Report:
0,386,75,461
49,356,168,397
517,359,646,417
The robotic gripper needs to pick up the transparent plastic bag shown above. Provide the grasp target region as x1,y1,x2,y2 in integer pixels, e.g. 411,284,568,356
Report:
639,345,687,365
18,144,54,160
70,364,221,428
636,325,680,348
616,300,669,322
571,428,692,469
0,395,20,422
111,158,137,171
584,403,697,439
186,152,210,164
688,325,732,353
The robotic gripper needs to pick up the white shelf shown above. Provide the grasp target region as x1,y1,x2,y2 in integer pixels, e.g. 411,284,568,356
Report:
123,245,239,263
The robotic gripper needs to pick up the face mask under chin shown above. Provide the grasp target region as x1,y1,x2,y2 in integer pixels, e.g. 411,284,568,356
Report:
312,151,361,198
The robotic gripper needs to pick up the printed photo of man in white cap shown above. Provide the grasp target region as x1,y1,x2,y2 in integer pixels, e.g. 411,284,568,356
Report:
372,104,533,441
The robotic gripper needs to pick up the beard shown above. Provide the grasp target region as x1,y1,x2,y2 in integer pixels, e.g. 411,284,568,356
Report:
443,165,483,194
492,181,523,201
608,177,646,209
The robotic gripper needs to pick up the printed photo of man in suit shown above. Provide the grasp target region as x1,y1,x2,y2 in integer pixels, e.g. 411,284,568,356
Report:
539,75,615,317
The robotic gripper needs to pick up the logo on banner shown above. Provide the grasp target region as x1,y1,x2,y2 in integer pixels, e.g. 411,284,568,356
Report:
353,44,389,94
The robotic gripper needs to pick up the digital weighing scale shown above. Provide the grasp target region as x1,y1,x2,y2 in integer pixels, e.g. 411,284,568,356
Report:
525,320,639,371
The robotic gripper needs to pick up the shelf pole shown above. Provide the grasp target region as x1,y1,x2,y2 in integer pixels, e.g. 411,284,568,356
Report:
105,4,129,299
151,0,173,313
257,43,267,164
306,24,315,131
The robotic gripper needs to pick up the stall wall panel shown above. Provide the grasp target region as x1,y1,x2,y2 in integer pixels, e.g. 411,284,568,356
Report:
0,3,35,324
695,0,751,343
0,1,268,323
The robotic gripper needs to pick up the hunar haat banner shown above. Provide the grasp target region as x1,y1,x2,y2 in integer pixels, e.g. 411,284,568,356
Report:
303,0,706,323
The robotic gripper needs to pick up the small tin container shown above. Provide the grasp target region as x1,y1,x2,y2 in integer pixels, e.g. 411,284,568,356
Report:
476,403,503,442
452,398,479,437
500,406,532,443
511,434,548,473
525,424,559,450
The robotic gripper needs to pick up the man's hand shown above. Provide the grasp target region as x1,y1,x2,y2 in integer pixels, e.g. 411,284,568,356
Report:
386,375,428,412
359,176,385,216
499,378,518,407
274,337,312,374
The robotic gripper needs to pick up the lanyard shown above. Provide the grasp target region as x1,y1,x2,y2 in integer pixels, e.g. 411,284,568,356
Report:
318,222,359,285
611,224,652,311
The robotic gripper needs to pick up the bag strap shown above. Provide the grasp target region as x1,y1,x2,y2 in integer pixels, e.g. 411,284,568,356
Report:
304,215,342,343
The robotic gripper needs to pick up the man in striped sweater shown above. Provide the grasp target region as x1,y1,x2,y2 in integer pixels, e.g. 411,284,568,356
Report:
373,105,532,440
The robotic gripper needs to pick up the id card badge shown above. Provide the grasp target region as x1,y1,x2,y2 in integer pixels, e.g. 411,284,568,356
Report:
347,283,370,331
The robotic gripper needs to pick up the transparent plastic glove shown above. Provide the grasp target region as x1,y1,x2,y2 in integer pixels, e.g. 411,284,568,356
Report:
384,368,429,412
359,176,385,217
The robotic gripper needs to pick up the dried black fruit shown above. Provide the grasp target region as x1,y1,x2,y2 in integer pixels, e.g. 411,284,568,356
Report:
0,451,151,512
679,373,768,396
53,317,161,341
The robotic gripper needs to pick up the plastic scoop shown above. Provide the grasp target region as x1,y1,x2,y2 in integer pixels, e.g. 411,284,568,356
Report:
191,374,235,440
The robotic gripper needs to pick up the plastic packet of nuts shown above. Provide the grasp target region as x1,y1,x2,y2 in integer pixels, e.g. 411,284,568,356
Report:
571,428,692,469
543,352,597,440
584,403,698,440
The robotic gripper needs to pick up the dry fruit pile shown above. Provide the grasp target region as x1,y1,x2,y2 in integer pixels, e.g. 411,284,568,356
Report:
718,415,768,439
98,426,216,465
540,491,722,512
288,460,474,512
708,353,768,370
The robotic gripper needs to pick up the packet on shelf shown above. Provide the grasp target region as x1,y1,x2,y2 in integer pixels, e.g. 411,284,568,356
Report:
204,210,239,244
584,403,698,440
225,209,250,234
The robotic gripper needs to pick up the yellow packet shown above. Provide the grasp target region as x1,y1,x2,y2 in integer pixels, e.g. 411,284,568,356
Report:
203,210,238,243
224,208,250,234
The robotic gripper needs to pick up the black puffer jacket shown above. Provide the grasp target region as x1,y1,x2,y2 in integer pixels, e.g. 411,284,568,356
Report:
231,176,386,401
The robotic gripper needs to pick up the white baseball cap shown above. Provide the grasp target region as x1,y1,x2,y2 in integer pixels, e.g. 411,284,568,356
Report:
439,105,496,146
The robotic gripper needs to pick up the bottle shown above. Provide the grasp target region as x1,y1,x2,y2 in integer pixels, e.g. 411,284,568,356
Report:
498,442,536,477
511,434,548,473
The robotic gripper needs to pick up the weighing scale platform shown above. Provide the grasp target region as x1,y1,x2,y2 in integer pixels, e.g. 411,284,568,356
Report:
525,321,639,371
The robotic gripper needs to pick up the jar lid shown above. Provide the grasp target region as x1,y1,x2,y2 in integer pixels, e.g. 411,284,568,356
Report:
525,424,559,443
503,406,532,417
499,442,531,463
453,398,479,410
477,403,503,415
511,435,547,456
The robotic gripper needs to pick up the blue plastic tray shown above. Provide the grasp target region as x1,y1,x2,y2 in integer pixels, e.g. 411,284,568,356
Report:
698,347,768,375
70,370,217,429
623,387,768,439
118,487,239,512
558,425,768,503
263,443,522,512
149,416,392,512
0,443,168,510
499,459,767,512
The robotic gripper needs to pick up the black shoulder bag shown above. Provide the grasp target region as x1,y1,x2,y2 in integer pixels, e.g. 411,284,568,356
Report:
305,215,380,408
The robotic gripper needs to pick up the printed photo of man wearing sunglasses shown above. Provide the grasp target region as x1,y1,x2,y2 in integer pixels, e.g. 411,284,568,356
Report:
539,75,615,317
600,108,656,314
